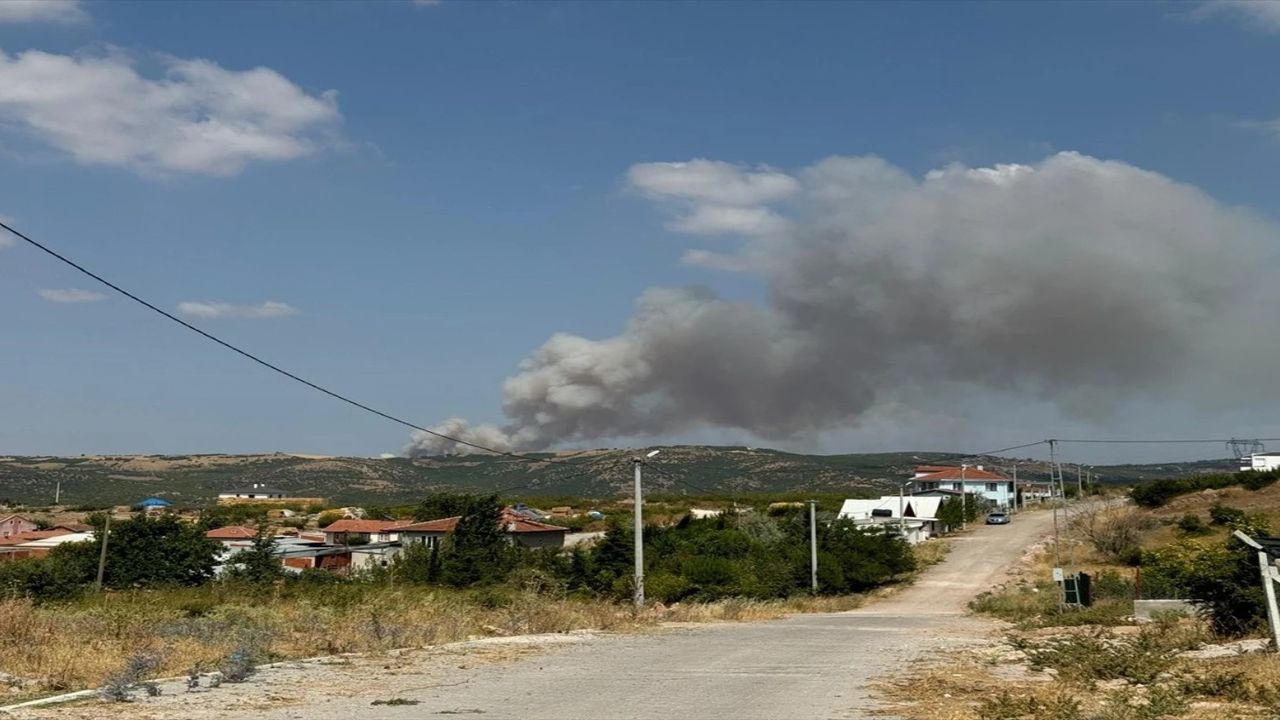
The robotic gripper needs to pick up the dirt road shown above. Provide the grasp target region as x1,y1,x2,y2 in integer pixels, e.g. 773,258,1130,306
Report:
15,509,1056,720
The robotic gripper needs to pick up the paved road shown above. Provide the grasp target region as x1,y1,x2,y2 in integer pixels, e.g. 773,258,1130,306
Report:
18,510,1055,720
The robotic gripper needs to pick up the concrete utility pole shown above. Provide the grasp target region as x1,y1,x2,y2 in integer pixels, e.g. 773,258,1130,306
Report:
94,512,111,591
898,483,906,535
1011,463,1019,512
809,500,818,593
960,464,968,529
1049,439,1061,569
1076,464,1084,498
54,480,60,506
632,450,660,608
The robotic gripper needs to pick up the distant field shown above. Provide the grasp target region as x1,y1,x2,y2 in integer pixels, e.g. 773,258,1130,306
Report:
0,447,1239,508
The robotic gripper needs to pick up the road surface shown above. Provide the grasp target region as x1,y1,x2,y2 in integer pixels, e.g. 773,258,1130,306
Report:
17,510,1055,720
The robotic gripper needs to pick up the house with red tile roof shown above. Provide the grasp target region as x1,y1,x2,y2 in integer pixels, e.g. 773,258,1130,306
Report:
319,519,404,545
205,526,259,544
389,509,568,550
0,528,93,562
910,465,1016,508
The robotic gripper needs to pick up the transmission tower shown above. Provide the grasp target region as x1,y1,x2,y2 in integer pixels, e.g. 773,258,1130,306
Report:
1228,438,1265,461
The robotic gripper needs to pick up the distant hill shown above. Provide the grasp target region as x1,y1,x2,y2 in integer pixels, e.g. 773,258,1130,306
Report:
0,447,1240,508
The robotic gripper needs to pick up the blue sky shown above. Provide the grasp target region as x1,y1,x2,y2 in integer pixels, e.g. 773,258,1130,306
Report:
3,0,1280,463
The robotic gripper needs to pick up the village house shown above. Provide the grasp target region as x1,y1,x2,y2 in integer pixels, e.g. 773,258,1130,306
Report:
216,484,325,507
319,519,403,545
837,496,942,545
0,529,95,562
390,509,569,550
0,514,38,539
205,525,258,547
910,465,1016,508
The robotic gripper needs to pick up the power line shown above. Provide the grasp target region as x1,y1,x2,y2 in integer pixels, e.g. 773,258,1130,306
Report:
0,218,584,467
963,440,1048,459
1054,438,1280,445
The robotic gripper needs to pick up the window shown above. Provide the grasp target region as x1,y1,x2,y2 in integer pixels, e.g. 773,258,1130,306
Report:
986,483,998,492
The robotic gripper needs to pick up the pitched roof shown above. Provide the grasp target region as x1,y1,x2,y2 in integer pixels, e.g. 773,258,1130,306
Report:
389,517,460,534
390,510,568,535
913,467,1009,482
206,526,258,540
51,522,93,533
0,514,34,525
837,496,942,521
499,510,568,533
321,519,405,534
0,529,72,546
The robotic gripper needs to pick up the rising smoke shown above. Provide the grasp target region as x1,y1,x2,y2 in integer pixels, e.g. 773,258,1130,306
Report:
405,152,1277,456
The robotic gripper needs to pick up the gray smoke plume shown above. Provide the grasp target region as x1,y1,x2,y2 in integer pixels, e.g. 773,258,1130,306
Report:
405,152,1278,456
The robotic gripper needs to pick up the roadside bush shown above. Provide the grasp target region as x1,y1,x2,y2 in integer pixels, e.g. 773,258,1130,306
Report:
1142,537,1264,637
1013,623,1202,686
1073,508,1152,564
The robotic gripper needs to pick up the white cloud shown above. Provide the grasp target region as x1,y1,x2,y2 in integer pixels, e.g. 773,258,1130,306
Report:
628,159,799,206
1196,0,1280,32
176,301,299,319
628,159,799,238
0,49,341,177
669,205,789,236
680,249,753,272
0,0,87,24
38,288,105,303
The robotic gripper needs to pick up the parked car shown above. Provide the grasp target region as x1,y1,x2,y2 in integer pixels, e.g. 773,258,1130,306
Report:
985,511,1010,525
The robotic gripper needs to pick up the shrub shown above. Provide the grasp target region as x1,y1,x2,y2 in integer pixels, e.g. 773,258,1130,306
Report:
315,511,344,528
1208,503,1245,527
1072,508,1152,564
100,652,162,702
1175,514,1209,535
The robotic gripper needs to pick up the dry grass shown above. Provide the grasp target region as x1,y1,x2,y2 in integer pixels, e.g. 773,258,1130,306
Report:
913,537,953,568
0,585,869,701
876,631,1280,720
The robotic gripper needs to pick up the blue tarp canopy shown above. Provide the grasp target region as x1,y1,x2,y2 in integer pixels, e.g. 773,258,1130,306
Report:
139,497,171,507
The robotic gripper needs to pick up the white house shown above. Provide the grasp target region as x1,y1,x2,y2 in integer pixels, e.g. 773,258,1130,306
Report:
218,484,287,501
911,465,1015,508
1243,452,1280,473
837,496,942,545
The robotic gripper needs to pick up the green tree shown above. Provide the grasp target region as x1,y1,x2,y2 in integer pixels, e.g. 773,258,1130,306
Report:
437,495,513,587
60,515,219,588
224,524,282,584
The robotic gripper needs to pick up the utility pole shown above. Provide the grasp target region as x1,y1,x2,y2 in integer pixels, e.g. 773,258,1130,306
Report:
808,500,818,593
54,480,60,506
632,449,660,608
1076,464,1083,499
898,483,906,535
1049,439,1061,569
960,464,968,529
94,512,111,591
1011,463,1019,512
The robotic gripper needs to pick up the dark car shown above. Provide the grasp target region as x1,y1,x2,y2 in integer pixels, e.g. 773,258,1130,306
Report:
985,511,1011,525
